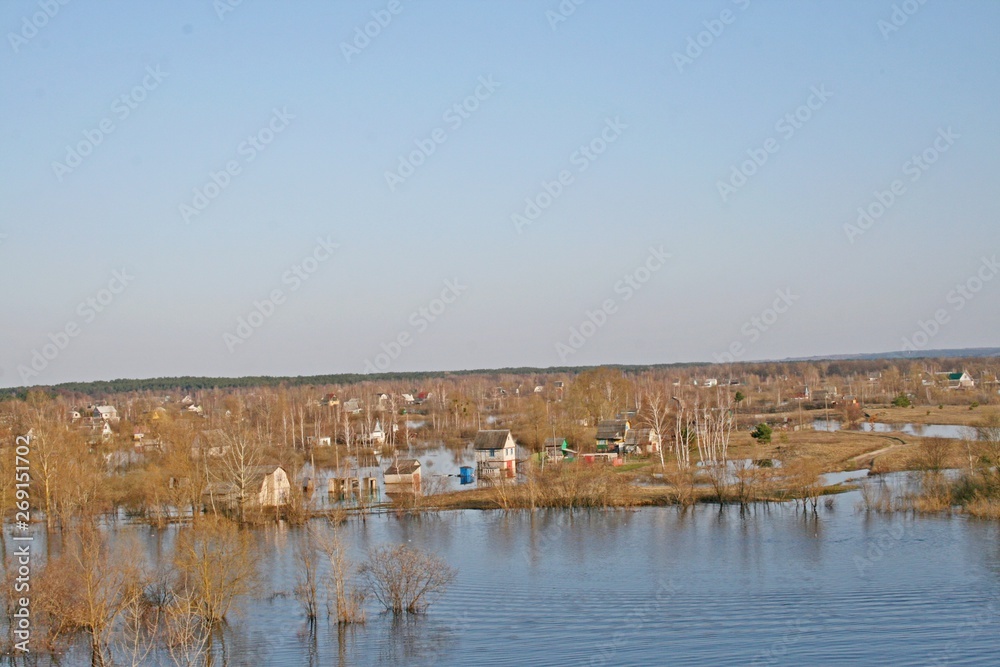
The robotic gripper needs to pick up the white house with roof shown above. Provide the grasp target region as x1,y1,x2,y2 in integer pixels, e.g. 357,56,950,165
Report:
936,371,976,389
93,405,119,423
474,429,518,478
369,420,386,445
384,459,422,487
202,465,290,509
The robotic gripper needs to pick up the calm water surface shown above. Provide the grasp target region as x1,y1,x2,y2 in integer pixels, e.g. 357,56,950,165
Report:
49,485,1000,666
813,420,971,439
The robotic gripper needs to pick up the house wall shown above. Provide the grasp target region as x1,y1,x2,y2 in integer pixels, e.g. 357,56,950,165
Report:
475,447,516,464
384,470,420,485
258,469,290,506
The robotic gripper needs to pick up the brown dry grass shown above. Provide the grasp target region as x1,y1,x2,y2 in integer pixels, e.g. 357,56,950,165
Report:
965,497,1000,519
872,405,989,426
729,429,907,473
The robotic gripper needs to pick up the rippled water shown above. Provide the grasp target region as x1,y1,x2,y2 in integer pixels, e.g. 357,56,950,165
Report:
43,487,1000,666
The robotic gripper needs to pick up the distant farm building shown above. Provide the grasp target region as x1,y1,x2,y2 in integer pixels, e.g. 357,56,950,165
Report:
93,405,119,423
939,371,976,390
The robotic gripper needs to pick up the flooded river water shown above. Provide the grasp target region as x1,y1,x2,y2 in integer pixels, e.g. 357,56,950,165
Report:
37,481,1000,666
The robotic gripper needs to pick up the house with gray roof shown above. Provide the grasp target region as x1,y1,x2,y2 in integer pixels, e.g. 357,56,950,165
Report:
473,429,517,478
596,419,630,452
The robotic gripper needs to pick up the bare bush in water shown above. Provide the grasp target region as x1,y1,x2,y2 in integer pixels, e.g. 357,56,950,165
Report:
359,545,456,614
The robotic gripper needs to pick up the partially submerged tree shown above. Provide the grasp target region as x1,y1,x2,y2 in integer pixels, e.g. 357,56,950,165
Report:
216,425,266,524
359,545,456,614
294,527,322,622
320,528,366,624
172,519,259,624
35,525,147,666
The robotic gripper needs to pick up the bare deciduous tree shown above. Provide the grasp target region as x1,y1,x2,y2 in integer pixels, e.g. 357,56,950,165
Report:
162,589,211,667
172,519,259,624
319,528,366,624
294,527,321,622
359,545,456,614
42,525,147,666
640,387,672,470
217,425,265,524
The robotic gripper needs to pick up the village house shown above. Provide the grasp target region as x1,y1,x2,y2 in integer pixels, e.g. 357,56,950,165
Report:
319,393,340,407
384,458,422,488
306,435,332,447
368,420,386,445
132,427,162,453
474,429,518,478
812,387,838,402
624,427,660,455
191,429,229,458
202,465,291,509
92,405,119,423
938,371,976,390
543,437,577,462
596,419,630,452
342,398,362,414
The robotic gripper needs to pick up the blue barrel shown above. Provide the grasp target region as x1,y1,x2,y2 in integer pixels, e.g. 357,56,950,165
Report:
459,466,474,485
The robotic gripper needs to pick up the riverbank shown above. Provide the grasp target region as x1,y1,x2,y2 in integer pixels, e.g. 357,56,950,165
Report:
413,423,986,512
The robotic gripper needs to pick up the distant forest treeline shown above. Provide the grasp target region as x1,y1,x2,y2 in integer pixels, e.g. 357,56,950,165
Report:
0,365,690,399
2,347,997,399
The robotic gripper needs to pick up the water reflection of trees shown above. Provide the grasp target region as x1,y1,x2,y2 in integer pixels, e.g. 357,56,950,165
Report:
374,614,461,667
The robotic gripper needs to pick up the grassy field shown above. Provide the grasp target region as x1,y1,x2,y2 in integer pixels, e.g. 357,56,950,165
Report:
866,404,992,426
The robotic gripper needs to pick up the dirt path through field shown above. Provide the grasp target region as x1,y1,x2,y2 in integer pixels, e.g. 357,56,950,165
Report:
848,435,910,463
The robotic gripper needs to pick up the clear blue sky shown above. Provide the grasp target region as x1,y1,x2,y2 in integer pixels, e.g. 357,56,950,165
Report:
2,0,998,387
